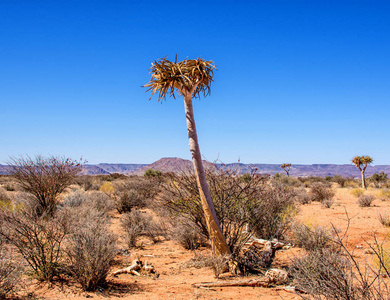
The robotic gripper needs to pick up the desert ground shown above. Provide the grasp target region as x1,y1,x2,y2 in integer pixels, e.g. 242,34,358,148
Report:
1,174,390,300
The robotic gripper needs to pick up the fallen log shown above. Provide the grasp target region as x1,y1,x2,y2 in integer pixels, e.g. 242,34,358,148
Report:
112,259,141,276
193,277,271,288
112,259,156,277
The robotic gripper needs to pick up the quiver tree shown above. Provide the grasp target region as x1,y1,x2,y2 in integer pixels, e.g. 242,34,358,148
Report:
280,163,291,177
7,155,83,216
144,56,231,258
351,155,373,189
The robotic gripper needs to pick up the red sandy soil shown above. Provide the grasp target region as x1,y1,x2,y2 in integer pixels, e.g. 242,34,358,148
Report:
15,187,390,300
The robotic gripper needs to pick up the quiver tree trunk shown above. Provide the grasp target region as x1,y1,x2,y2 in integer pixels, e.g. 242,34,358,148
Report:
183,96,231,257
361,170,367,189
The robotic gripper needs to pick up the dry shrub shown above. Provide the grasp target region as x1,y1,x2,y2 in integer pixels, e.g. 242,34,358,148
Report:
210,254,232,278
0,188,10,202
65,207,117,291
121,210,161,248
351,188,365,198
291,220,390,299
272,174,302,187
113,177,160,214
0,246,23,297
377,189,390,201
171,218,207,250
292,223,333,252
0,208,67,281
298,176,327,187
321,197,335,208
309,182,335,203
99,181,114,194
182,253,214,269
377,211,390,227
159,167,297,259
358,194,375,207
61,190,114,213
182,253,231,278
291,248,357,299
115,189,144,214
7,155,82,217
328,175,350,188
294,187,311,205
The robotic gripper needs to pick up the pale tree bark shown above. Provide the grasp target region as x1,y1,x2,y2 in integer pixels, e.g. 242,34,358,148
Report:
361,169,367,189
183,94,231,257
357,165,367,189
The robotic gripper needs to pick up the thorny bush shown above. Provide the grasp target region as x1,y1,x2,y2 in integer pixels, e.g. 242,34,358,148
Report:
64,206,117,291
158,166,297,259
0,207,68,282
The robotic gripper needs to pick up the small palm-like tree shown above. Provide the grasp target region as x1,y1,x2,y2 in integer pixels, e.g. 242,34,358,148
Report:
352,155,373,189
144,56,231,258
281,163,291,177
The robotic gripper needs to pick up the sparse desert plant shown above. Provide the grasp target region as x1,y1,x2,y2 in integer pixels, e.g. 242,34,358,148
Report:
99,181,114,194
159,167,297,260
121,210,160,248
0,246,23,298
322,197,335,208
61,190,114,213
0,188,10,202
377,211,390,227
171,218,207,250
211,254,232,278
272,174,302,188
298,176,327,187
112,176,160,213
144,169,162,178
351,188,365,198
358,194,375,207
377,189,390,201
292,223,334,252
291,248,357,299
370,172,388,188
115,189,144,214
309,182,335,203
294,187,311,205
182,252,231,278
7,155,83,216
328,175,350,188
0,208,68,281
65,207,117,291
292,217,390,299
345,179,360,188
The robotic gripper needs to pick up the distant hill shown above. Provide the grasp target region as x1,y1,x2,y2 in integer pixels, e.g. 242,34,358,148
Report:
222,163,390,177
131,157,215,176
1,158,389,177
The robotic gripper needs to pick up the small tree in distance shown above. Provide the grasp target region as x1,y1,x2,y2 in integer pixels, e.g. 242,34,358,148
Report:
351,155,373,189
7,155,83,216
281,163,291,177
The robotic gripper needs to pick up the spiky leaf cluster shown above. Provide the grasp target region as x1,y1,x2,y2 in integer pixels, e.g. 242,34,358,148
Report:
144,56,216,102
281,163,291,169
351,155,373,170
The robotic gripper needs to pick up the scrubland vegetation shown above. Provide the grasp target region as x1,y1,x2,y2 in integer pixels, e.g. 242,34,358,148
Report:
1,156,390,299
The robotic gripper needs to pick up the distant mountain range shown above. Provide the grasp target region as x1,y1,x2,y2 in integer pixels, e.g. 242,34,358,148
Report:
1,157,390,177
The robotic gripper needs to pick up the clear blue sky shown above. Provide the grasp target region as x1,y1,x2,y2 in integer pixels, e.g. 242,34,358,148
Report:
1,0,389,165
